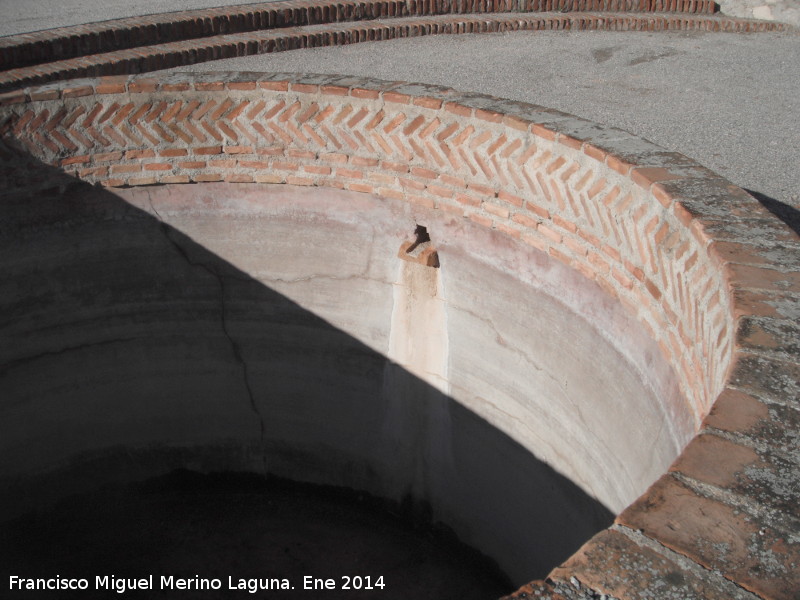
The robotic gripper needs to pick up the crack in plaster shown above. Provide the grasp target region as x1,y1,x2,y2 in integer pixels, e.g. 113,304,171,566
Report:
146,190,267,474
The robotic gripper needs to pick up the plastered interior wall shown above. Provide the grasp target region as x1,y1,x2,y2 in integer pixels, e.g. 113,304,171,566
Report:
1,181,688,582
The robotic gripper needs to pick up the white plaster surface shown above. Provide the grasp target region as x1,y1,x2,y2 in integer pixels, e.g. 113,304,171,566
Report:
0,183,690,581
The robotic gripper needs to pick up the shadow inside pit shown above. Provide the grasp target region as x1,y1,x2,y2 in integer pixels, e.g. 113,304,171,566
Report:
0,156,613,599
746,188,800,236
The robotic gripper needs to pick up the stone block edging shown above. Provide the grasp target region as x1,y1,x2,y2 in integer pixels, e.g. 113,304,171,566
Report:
0,72,797,599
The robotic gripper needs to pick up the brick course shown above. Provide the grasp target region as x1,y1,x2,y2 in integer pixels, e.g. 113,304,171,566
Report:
1,73,797,600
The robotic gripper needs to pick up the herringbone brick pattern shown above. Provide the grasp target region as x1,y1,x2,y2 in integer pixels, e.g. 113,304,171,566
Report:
0,75,735,425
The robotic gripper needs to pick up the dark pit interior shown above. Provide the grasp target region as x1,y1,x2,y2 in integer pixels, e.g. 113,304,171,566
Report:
0,471,512,599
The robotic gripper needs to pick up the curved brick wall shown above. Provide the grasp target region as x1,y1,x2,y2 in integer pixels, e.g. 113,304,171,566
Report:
0,74,798,599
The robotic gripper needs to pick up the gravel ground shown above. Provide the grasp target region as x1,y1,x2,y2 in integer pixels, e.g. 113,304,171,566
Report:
161,29,800,217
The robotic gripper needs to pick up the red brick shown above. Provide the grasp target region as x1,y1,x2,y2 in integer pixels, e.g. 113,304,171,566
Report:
160,175,190,184
346,182,374,194
538,223,561,243
410,166,437,180
427,184,453,199
321,85,349,96
512,213,539,229
208,159,235,168
376,187,405,201
483,202,509,219
192,173,224,183
61,155,91,166
444,102,471,117
439,174,466,189
286,176,315,186
399,177,426,192
413,97,442,109
589,251,612,274
408,194,435,209
291,83,318,94
503,115,530,132
259,81,289,92
125,149,155,159
531,124,557,141
320,152,348,164
159,148,188,157
227,82,257,91
383,91,410,104
564,236,587,256
351,88,379,99
583,143,607,162
160,83,190,94
95,83,126,95
467,183,496,197
475,109,502,123
468,212,493,228
558,134,583,151
193,146,223,155
553,214,578,233
257,147,284,156
351,156,379,167
549,246,571,265
226,173,254,183
607,155,633,175
78,166,108,177
128,79,158,93
29,89,59,101
195,82,225,91
381,160,409,173
255,173,283,183
62,86,94,98
304,165,332,175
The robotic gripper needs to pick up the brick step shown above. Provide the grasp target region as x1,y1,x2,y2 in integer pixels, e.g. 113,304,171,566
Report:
0,11,787,92
0,0,720,71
